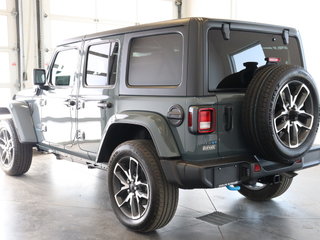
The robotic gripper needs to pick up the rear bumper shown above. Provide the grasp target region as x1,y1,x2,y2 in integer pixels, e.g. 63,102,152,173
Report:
161,145,320,189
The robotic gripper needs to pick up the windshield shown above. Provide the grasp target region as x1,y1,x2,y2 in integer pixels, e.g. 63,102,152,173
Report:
208,29,302,90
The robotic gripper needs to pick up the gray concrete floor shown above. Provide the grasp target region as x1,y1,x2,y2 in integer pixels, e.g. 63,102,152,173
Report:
1,151,320,240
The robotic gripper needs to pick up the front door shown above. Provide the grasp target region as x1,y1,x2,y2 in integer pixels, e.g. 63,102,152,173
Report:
40,46,81,149
76,39,119,157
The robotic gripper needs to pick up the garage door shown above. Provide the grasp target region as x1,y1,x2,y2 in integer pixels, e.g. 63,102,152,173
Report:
0,0,18,104
42,0,176,66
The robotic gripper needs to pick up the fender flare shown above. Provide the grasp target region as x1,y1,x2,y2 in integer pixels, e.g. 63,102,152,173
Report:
5,101,37,143
97,111,180,161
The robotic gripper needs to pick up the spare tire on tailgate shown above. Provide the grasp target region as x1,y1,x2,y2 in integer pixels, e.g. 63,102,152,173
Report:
243,64,319,164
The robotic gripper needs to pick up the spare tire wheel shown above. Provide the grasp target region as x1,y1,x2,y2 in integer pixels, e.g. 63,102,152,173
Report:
243,64,319,164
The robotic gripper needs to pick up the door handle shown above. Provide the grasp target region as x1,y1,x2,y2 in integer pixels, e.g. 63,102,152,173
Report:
64,99,76,107
97,101,112,109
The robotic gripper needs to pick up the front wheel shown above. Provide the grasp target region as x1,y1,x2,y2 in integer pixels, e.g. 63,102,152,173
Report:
238,174,293,201
107,140,179,232
0,119,33,176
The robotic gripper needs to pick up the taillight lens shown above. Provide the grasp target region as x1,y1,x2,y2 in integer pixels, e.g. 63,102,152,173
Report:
253,163,261,172
198,108,215,133
187,112,192,127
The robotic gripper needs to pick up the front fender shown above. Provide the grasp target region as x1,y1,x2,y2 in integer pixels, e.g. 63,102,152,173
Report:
100,111,180,158
8,101,37,143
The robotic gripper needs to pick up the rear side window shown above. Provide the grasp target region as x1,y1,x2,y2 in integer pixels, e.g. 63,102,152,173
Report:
51,49,79,87
128,33,183,86
85,41,119,86
208,29,302,90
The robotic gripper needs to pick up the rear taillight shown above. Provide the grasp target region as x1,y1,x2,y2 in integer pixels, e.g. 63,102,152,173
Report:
198,108,215,133
188,106,216,134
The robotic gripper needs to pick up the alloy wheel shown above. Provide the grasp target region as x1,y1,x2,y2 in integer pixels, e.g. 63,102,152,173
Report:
0,127,14,168
112,156,150,220
273,81,314,148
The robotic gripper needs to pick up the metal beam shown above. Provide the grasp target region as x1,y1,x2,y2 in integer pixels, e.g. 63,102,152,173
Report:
175,0,182,19
36,0,43,68
15,0,25,90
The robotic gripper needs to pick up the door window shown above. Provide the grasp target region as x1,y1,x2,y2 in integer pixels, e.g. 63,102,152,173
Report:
50,49,79,87
85,41,119,86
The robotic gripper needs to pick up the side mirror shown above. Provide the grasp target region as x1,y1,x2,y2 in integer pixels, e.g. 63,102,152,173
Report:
33,69,46,86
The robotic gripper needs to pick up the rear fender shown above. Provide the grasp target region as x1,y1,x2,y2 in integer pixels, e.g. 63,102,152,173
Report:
96,111,180,162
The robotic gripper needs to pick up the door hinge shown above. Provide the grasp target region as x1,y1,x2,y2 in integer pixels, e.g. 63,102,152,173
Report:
40,99,47,106
41,123,47,132
222,23,231,40
76,130,85,140
282,29,289,45
77,100,85,109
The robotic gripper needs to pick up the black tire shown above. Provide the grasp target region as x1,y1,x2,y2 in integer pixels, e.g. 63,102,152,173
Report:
238,174,293,201
243,64,319,163
107,140,179,232
0,119,33,176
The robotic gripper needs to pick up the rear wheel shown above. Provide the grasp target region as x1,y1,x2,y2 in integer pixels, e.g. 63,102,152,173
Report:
0,119,33,176
238,174,293,201
107,140,179,232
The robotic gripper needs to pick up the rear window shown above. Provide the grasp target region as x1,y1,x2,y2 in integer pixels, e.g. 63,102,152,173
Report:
127,33,183,87
208,29,302,90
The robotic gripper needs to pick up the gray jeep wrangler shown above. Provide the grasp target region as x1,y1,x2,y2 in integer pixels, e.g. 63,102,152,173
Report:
1,18,320,232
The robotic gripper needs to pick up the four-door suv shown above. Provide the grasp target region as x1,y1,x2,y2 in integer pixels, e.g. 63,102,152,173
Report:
1,17,320,232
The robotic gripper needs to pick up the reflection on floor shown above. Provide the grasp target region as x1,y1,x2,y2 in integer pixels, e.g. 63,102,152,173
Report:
1,151,320,240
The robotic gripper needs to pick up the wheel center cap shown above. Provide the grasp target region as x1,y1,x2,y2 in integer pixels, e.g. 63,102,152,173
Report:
289,110,299,121
129,182,135,192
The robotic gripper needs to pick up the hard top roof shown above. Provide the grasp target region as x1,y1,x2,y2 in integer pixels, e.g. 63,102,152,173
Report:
58,17,298,46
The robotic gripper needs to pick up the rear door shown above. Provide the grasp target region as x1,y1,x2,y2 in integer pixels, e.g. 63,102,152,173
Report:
207,26,303,157
76,38,120,158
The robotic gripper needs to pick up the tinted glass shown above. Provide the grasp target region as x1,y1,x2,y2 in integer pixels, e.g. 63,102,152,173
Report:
208,29,302,90
51,49,79,86
86,42,118,86
128,33,183,86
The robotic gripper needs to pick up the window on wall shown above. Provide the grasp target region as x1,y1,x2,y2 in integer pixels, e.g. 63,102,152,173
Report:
85,41,119,86
128,33,183,86
137,0,174,23
0,15,8,47
96,0,136,22
0,0,18,104
0,0,6,10
0,16,9,84
50,49,79,87
0,52,9,83
49,0,95,18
